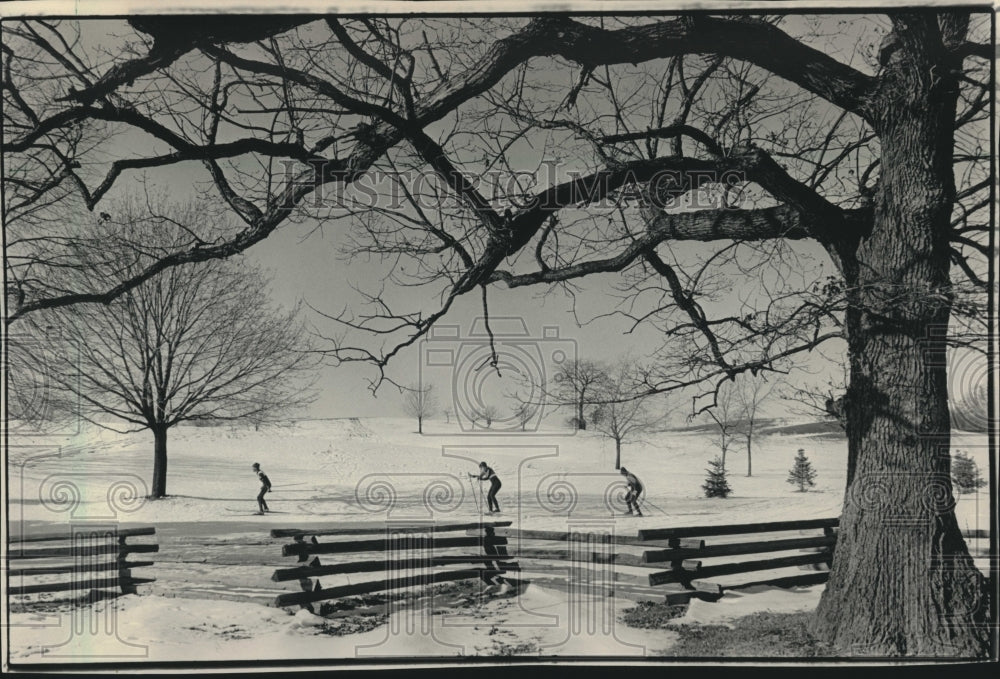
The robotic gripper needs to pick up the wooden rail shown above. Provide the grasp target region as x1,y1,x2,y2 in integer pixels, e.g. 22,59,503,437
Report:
637,518,839,542
637,518,838,601
7,527,158,600
642,535,836,565
270,521,519,611
271,521,513,538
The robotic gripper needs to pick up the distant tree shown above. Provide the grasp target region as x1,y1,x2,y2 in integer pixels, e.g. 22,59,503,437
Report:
552,359,607,431
952,450,986,494
703,382,739,469
787,448,818,492
11,202,319,498
590,360,667,470
511,399,533,431
735,375,779,477
703,457,732,499
471,404,499,428
402,383,438,434
588,404,606,428
443,408,452,424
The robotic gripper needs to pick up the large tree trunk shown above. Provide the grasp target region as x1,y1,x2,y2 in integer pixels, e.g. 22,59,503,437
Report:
615,438,621,470
813,20,988,656
151,424,168,498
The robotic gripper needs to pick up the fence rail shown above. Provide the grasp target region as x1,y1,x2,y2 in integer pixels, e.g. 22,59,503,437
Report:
7,527,158,600
270,521,516,611
638,518,838,599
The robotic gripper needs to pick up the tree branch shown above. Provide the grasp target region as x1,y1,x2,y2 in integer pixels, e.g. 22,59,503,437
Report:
543,16,876,118
601,125,724,157
59,16,314,104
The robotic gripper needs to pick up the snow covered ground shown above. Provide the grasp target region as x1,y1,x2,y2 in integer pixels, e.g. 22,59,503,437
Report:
4,416,990,662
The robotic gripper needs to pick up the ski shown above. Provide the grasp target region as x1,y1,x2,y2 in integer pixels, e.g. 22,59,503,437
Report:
224,508,288,514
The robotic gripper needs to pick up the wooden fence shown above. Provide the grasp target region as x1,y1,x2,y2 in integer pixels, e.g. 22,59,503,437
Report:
270,518,988,609
463,525,674,601
8,526,158,600
637,518,838,601
270,521,519,610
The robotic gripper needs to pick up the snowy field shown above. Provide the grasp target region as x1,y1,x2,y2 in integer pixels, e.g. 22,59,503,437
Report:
4,417,990,662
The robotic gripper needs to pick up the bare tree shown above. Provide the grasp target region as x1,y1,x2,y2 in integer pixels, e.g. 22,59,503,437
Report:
734,374,779,477
591,360,667,470
2,12,991,656
510,396,534,431
552,359,608,430
11,201,318,498
471,404,500,429
702,380,739,471
402,383,438,434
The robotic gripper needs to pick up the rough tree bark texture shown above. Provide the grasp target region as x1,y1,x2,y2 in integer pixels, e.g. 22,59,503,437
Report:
813,17,988,656
151,424,168,498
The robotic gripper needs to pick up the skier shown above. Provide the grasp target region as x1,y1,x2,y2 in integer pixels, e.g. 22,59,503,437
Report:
620,466,644,517
469,461,502,513
252,462,272,514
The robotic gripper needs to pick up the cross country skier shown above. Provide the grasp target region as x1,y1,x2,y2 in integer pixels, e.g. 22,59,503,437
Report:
620,466,644,517
469,461,502,513
252,462,272,514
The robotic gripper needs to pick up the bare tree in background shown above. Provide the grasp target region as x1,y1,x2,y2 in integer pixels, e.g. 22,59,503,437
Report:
471,404,500,429
591,360,667,470
510,396,534,431
551,359,608,430
10,199,319,497
702,379,739,470
734,374,779,477
402,383,438,434
2,12,991,656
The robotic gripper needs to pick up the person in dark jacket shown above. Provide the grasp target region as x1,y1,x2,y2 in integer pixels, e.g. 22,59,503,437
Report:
470,461,502,513
252,462,271,514
620,466,644,517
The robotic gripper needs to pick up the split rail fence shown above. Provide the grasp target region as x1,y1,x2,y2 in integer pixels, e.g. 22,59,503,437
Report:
270,521,518,611
7,526,159,601
269,517,993,608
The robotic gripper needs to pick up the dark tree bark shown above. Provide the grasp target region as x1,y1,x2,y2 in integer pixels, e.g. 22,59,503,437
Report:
151,424,168,498
812,15,988,656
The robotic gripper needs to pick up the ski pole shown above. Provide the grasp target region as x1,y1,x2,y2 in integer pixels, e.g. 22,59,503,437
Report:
468,475,481,514
639,494,669,515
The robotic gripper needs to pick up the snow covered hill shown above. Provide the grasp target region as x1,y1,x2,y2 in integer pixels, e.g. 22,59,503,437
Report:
5,416,989,661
